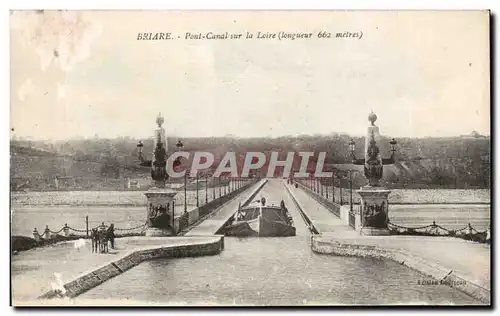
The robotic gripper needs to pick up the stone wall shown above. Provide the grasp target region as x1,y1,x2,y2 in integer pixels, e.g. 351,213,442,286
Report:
38,236,224,300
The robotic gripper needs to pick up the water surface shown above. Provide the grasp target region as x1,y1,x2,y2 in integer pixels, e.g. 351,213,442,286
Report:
79,237,480,305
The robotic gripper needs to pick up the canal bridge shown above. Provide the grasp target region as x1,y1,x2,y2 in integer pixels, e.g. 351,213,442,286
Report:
12,177,490,305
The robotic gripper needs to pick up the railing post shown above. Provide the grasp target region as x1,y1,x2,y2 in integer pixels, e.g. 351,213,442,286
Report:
33,228,41,242
326,178,329,199
184,172,187,213
212,176,215,200
85,216,89,238
63,223,69,237
349,171,353,213
172,200,176,236
332,173,335,203
196,172,199,207
340,181,343,206
43,225,50,240
205,174,208,204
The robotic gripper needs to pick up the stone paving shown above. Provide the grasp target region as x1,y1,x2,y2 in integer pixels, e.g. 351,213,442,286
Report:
11,236,220,304
287,183,352,234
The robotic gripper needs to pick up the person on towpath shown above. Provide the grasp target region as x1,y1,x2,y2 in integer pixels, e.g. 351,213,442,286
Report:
107,223,115,249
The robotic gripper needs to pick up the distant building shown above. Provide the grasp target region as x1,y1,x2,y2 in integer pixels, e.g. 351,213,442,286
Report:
460,131,487,139
127,177,151,189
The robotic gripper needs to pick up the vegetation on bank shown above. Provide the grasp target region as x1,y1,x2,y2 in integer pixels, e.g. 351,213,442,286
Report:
10,134,490,191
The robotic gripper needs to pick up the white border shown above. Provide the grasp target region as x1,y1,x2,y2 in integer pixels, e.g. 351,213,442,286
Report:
2,1,498,315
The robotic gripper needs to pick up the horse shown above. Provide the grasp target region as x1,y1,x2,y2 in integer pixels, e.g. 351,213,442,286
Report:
91,228,99,253
91,227,110,253
98,229,109,253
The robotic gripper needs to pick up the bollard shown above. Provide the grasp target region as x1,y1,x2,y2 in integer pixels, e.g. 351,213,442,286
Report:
33,228,41,242
43,225,51,240
429,222,439,235
466,223,472,235
63,224,70,237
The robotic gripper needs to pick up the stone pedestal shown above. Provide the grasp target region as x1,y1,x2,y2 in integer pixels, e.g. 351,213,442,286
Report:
356,186,391,236
144,187,177,237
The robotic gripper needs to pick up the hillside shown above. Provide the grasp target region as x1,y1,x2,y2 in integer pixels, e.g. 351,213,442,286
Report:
10,134,490,190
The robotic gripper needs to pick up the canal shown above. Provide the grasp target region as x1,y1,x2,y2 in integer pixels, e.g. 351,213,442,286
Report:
78,181,480,305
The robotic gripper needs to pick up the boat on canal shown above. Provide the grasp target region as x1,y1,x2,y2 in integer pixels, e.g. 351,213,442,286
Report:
223,197,296,237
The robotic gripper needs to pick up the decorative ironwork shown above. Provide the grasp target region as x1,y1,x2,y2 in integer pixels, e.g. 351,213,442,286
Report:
348,211,355,229
362,201,387,228
388,221,490,244
349,111,397,187
136,113,171,188
148,203,171,229
364,131,383,186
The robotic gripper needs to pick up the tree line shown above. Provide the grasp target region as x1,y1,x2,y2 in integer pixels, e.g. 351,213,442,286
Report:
10,133,490,189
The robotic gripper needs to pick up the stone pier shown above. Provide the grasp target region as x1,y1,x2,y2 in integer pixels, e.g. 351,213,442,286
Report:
357,186,391,236
144,188,177,237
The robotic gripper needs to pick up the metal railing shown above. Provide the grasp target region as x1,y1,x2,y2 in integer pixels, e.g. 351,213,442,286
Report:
33,221,148,241
388,221,490,244
348,211,355,229
31,178,257,241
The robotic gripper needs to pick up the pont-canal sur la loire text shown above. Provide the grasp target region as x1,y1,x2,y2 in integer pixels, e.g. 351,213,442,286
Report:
10,10,490,307
136,31,362,41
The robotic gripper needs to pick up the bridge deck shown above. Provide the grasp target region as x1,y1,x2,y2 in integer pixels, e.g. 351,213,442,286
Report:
287,183,353,234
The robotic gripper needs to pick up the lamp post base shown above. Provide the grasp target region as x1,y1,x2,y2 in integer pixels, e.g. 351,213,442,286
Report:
144,188,177,237
360,227,390,236
145,227,174,237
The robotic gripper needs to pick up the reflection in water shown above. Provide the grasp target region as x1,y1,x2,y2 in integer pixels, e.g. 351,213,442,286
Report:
80,237,479,305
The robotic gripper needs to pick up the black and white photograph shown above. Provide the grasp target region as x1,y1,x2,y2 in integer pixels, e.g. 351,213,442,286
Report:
9,10,491,306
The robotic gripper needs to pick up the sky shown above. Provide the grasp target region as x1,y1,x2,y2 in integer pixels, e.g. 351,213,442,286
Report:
10,10,490,140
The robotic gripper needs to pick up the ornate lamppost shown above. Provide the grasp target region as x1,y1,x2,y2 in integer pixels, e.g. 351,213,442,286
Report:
136,113,178,237
174,140,189,213
176,140,184,152
205,172,209,204
348,111,397,236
